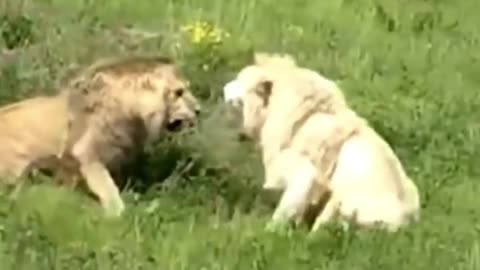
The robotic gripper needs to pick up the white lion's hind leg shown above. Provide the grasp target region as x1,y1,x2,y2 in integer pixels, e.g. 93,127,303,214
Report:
267,160,317,231
310,195,340,232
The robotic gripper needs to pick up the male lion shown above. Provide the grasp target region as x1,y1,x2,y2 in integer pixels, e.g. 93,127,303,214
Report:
0,55,201,216
223,52,420,232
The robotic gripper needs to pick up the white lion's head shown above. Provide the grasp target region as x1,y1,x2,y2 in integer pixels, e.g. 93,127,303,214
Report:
223,52,348,146
223,53,299,139
224,65,273,140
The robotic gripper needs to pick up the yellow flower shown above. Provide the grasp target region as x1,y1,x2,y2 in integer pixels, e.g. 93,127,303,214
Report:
181,20,230,45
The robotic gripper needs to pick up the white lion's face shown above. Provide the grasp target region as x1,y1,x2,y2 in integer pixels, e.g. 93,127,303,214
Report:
223,66,264,105
223,66,272,140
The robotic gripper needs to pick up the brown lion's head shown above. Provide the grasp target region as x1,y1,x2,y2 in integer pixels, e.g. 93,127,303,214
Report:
162,71,201,132
126,60,201,139
66,55,202,144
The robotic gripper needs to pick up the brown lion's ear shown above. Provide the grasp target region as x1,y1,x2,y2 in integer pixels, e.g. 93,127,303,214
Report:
139,75,156,91
256,80,273,106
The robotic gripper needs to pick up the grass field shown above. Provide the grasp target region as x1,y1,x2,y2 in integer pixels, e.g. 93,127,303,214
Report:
1,0,480,269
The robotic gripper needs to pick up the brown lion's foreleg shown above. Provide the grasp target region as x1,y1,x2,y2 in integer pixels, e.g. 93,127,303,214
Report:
70,130,125,217
77,161,125,217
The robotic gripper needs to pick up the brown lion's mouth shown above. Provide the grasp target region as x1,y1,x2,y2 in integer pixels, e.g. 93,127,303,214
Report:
166,119,195,132
166,119,184,132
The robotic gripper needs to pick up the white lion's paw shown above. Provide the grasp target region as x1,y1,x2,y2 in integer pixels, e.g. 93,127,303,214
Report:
265,220,292,235
339,220,351,232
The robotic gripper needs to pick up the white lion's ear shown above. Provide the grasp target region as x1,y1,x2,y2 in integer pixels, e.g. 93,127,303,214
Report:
254,52,296,67
255,80,273,106
253,52,271,65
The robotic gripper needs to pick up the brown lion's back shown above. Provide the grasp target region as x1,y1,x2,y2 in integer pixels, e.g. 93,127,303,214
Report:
0,94,70,180
64,55,176,86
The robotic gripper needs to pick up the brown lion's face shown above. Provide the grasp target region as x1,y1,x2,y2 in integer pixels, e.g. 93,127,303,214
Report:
164,81,201,132
156,67,201,133
133,66,201,143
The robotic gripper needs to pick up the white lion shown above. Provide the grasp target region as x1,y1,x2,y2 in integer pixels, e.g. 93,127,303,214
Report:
223,52,421,232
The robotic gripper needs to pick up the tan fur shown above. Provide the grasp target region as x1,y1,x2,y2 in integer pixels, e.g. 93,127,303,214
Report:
0,94,70,181
224,52,420,232
0,55,201,216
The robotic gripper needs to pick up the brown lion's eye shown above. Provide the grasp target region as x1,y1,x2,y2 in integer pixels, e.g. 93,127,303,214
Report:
174,88,184,98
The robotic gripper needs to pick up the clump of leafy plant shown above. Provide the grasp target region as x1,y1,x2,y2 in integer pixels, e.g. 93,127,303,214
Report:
1,14,34,50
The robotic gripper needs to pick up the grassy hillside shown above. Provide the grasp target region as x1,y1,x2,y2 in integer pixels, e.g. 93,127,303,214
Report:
1,0,479,269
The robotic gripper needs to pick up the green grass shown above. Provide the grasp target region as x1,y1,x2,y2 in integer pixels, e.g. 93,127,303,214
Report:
1,0,480,269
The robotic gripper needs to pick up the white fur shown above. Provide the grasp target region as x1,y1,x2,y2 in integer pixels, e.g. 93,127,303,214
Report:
225,53,421,233
223,80,245,107
311,126,420,232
